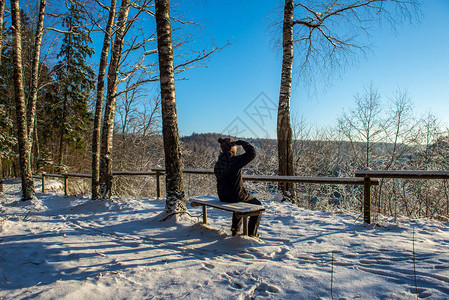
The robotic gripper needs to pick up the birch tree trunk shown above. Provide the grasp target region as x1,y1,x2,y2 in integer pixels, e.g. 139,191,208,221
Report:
277,0,295,201
99,0,130,198
155,0,186,217
0,0,6,193
0,0,5,70
10,0,35,200
27,0,46,145
27,0,46,172
92,0,117,200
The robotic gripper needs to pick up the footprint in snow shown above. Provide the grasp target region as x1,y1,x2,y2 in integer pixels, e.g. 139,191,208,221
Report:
238,253,256,259
252,282,282,297
410,287,432,299
258,282,281,293
231,281,245,289
315,237,326,243
202,263,216,270
271,246,292,261
245,248,271,260
217,271,245,290
226,270,241,276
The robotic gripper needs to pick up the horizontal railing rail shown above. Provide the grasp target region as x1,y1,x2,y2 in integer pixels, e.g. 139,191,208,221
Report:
36,168,381,224
152,167,379,185
355,170,449,179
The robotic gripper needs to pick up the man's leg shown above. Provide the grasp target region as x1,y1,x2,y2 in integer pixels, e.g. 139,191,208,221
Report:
248,212,262,236
231,213,243,236
245,198,262,236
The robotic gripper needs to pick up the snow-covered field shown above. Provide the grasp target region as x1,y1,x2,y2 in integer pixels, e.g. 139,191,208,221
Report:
1,179,449,299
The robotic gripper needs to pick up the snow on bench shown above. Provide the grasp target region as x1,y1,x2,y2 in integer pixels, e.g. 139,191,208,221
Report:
189,196,265,236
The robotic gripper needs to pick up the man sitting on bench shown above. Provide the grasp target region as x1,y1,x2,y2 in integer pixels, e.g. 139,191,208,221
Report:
214,137,262,237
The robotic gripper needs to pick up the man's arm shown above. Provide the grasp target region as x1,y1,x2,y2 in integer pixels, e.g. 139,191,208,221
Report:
232,140,256,169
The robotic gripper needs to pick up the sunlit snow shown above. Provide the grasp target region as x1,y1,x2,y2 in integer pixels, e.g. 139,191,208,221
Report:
1,179,449,299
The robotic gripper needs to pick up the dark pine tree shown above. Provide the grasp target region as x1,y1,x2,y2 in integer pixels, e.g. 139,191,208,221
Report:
53,2,95,170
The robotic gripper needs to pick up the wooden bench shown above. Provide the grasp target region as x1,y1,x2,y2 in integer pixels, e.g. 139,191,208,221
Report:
189,196,265,236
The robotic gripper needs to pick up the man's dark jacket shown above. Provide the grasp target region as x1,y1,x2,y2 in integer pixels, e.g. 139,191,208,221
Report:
214,141,256,203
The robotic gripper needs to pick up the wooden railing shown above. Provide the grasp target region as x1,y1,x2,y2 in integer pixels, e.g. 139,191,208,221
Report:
355,170,449,223
355,170,449,180
38,171,157,197
38,168,379,223
35,169,449,224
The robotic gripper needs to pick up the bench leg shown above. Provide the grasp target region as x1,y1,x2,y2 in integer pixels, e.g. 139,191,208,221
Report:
243,216,248,235
202,205,207,224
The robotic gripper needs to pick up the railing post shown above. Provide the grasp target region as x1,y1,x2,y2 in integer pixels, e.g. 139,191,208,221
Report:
202,205,207,224
64,174,68,197
42,172,46,193
156,171,161,199
363,176,371,224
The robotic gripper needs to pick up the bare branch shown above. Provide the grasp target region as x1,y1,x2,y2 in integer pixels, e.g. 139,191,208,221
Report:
92,0,110,11
174,43,227,72
44,27,83,34
130,0,155,17
280,0,418,95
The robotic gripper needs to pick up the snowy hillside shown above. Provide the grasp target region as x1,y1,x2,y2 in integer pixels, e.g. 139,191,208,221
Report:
1,179,449,299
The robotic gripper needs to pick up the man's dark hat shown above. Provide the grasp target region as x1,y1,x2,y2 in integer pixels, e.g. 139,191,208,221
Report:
218,137,236,153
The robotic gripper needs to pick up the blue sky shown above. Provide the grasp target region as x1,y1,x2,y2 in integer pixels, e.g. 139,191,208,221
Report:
171,0,449,139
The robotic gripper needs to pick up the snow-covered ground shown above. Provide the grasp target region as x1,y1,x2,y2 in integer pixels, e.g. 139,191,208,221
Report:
1,179,449,299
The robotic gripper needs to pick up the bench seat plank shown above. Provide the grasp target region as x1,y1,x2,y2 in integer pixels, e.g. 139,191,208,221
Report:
189,196,265,213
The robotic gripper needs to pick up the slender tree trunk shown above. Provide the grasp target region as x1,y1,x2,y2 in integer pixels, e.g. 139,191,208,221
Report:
365,129,370,168
10,0,35,200
33,118,40,167
100,0,130,198
155,0,186,217
0,0,4,71
0,0,6,193
58,94,68,168
92,0,117,200
277,0,295,201
27,0,46,145
0,153,2,192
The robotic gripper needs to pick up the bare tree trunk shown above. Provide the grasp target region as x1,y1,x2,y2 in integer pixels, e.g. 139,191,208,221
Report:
155,0,186,217
33,118,40,167
58,94,68,168
92,0,117,200
99,0,130,198
0,0,6,193
0,155,2,193
277,0,295,201
0,0,4,69
27,0,46,146
10,0,35,200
